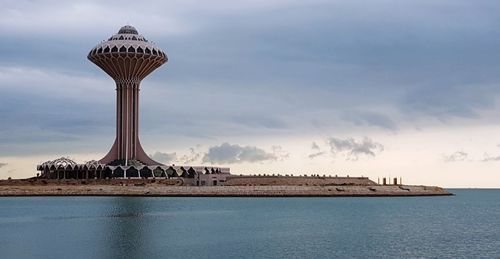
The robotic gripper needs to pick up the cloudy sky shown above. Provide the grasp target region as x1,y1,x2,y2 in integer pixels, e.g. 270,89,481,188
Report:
1,0,500,187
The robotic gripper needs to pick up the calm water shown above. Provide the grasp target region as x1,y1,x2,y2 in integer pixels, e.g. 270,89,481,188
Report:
0,189,499,259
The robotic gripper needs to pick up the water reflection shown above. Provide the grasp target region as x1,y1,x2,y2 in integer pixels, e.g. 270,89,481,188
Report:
104,197,150,258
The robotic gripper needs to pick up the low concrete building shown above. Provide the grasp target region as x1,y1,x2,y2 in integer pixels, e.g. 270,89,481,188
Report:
195,171,231,186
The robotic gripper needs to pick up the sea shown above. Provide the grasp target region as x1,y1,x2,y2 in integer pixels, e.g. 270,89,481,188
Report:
0,189,498,259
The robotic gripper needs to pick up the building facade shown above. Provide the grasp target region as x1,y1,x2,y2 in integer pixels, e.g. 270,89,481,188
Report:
37,157,230,184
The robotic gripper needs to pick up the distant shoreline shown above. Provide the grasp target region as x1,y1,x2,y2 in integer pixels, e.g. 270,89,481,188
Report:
0,179,453,197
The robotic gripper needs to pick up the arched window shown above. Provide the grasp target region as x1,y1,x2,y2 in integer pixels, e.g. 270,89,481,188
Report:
97,47,103,54
152,49,157,55
132,36,137,40
119,46,127,52
119,36,124,40
111,46,118,52
166,167,178,177
126,167,139,178
103,46,110,53
137,47,144,53
153,167,165,178
187,168,196,178
128,46,135,53
103,167,112,179
112,167,124,178
179,168,188,177
140,167,153,178
145,48,151,54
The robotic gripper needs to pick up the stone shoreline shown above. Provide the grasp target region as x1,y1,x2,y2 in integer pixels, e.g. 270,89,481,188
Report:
0,180,452,197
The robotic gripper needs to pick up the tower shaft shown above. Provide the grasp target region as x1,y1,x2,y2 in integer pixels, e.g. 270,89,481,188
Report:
99,80,158,165
116,80,139,162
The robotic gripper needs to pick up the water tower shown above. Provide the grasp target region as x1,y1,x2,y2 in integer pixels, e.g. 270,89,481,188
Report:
88,25,167,166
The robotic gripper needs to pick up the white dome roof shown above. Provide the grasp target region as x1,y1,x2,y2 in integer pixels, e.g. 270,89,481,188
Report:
88,25,167,58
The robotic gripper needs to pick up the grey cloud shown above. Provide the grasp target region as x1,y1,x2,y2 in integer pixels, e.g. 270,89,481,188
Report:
271,145,290,161
401,84,498,120
481,153,500,162
150,152,178,165
341,110,397,131
308,151,326,159
150,148,204,165
202,143,285,164
230,115,287,129
327,137,384,160
443,151,468,162
179,147,202,164
309,141,326,159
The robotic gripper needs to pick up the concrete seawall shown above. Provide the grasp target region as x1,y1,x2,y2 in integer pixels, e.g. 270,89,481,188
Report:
0,179,452,197
225,176,376,186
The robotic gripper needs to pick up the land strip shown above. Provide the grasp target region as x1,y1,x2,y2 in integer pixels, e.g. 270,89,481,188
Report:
0,179,452,197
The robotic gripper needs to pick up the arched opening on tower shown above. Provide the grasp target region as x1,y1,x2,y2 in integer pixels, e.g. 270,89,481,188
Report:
113,167,124,178
103,167,112,179
187,167,196,178
140,167,153,178
179,167,188,178
126,167,139,178
166,167,177,178
153,167,165,178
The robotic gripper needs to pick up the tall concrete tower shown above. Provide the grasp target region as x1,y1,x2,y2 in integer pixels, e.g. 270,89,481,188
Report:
88,25,167,166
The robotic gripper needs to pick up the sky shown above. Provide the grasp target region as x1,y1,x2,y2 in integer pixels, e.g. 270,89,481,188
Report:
1,0,500,187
